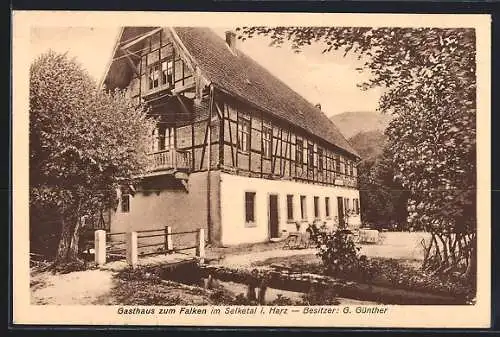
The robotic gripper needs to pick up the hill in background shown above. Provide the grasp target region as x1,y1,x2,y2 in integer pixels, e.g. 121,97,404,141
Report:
330,111,392,140
330,111,392,160
348,130,387,160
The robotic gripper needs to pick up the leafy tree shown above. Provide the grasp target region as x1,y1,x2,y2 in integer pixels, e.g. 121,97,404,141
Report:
237,27,476,278
30,51,155,267
357,149,410,231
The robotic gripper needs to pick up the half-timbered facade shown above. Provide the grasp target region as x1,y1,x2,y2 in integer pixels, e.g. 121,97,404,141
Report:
102,27,361,246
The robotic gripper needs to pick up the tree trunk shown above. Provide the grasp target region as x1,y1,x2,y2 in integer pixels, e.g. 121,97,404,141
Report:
54,215,72,265
67,217,83,262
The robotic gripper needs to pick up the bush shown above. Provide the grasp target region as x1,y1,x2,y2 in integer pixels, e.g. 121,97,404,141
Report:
310,227,362,277
301,287,340,305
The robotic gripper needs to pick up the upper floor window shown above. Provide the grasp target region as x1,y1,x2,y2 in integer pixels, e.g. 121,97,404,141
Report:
296,138,304,164
152,126,175,152
339,156,345,175
237,117,250,153
307,144,314,169
262,125,272,158
317,148,324,172
138,30,193,94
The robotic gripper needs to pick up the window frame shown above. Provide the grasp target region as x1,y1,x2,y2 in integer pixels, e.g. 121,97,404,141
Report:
237,116,251,153
244,191,256,226
121,194,130,213
286,194,294,221
313,196,320,219
300,195,307,220
307,143,314,170
262,124,273,158
295,138,304,165
317,147,324,172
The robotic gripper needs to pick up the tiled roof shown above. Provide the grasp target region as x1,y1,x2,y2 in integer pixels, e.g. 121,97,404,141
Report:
173,27,359,158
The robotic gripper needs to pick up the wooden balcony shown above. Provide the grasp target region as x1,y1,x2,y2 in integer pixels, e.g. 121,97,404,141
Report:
147,149,192,173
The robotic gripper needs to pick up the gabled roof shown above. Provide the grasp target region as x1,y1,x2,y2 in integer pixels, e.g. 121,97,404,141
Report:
102,27,359,158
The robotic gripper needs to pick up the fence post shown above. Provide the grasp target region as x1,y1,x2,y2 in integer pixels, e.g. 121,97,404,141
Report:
196,228,205,264
165,225,173,253
126,231,138,268
94,230,106,266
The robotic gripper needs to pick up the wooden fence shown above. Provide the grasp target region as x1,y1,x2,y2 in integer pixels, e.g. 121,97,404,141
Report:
94,226,205,267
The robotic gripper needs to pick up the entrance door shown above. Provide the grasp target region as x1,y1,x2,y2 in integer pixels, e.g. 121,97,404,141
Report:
269,194,279,238
337,197,345,228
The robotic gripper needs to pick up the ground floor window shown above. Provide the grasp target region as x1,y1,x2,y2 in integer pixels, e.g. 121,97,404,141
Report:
344,198,350,214
314,196,320,218
354,198,360,214
245,192,256,223
286,194,294,221
300,195,307,220
121,194,130,213
325,197,330,217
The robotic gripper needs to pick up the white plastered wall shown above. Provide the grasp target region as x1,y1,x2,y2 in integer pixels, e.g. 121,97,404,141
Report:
219,172,361,246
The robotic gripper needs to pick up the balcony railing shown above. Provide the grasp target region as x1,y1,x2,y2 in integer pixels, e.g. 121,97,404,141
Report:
147,149,192,172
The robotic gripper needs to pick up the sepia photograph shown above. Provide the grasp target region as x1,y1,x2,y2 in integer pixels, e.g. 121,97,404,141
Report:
12,11,491,328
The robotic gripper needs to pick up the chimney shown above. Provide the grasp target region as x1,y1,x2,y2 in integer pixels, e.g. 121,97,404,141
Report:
315,103,322,110
225,30,237,53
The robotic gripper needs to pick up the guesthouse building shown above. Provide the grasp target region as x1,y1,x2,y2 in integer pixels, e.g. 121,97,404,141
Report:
101,27,361,246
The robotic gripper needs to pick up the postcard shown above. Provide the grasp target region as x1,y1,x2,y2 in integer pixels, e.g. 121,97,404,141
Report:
12,10,491,328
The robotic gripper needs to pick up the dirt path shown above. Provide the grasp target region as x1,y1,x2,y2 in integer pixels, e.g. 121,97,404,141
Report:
31,269,115,305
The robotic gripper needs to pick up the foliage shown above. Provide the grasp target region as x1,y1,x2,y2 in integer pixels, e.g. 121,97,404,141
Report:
310,226,362,276
237,27,476,276
30,51,156,265
301,287,340,305
357,147,410,231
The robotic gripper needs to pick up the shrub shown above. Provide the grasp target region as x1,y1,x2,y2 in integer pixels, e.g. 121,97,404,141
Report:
267,294,295,306
310,227,362,277
301,287,340,305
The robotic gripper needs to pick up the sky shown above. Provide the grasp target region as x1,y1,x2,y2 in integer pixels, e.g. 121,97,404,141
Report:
30,26,383,117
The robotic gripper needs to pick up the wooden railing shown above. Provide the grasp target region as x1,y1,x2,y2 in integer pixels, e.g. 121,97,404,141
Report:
148,149,192,172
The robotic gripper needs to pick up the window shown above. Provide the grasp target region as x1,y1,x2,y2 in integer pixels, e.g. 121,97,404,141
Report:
286,195,294,220
296,139,304,164
354,198,360,214
245,192,256,223
344,198,350,213
161,60,174,86
340,156,346,175
314,196,320,218
262,125,272,158
300,196,307,220
325,197,330,217
318,148,324,172
151,128,159,152
149,64,161,89
165,127,175,149
121,194,130,213
307,144,314,169
237,117,250,152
